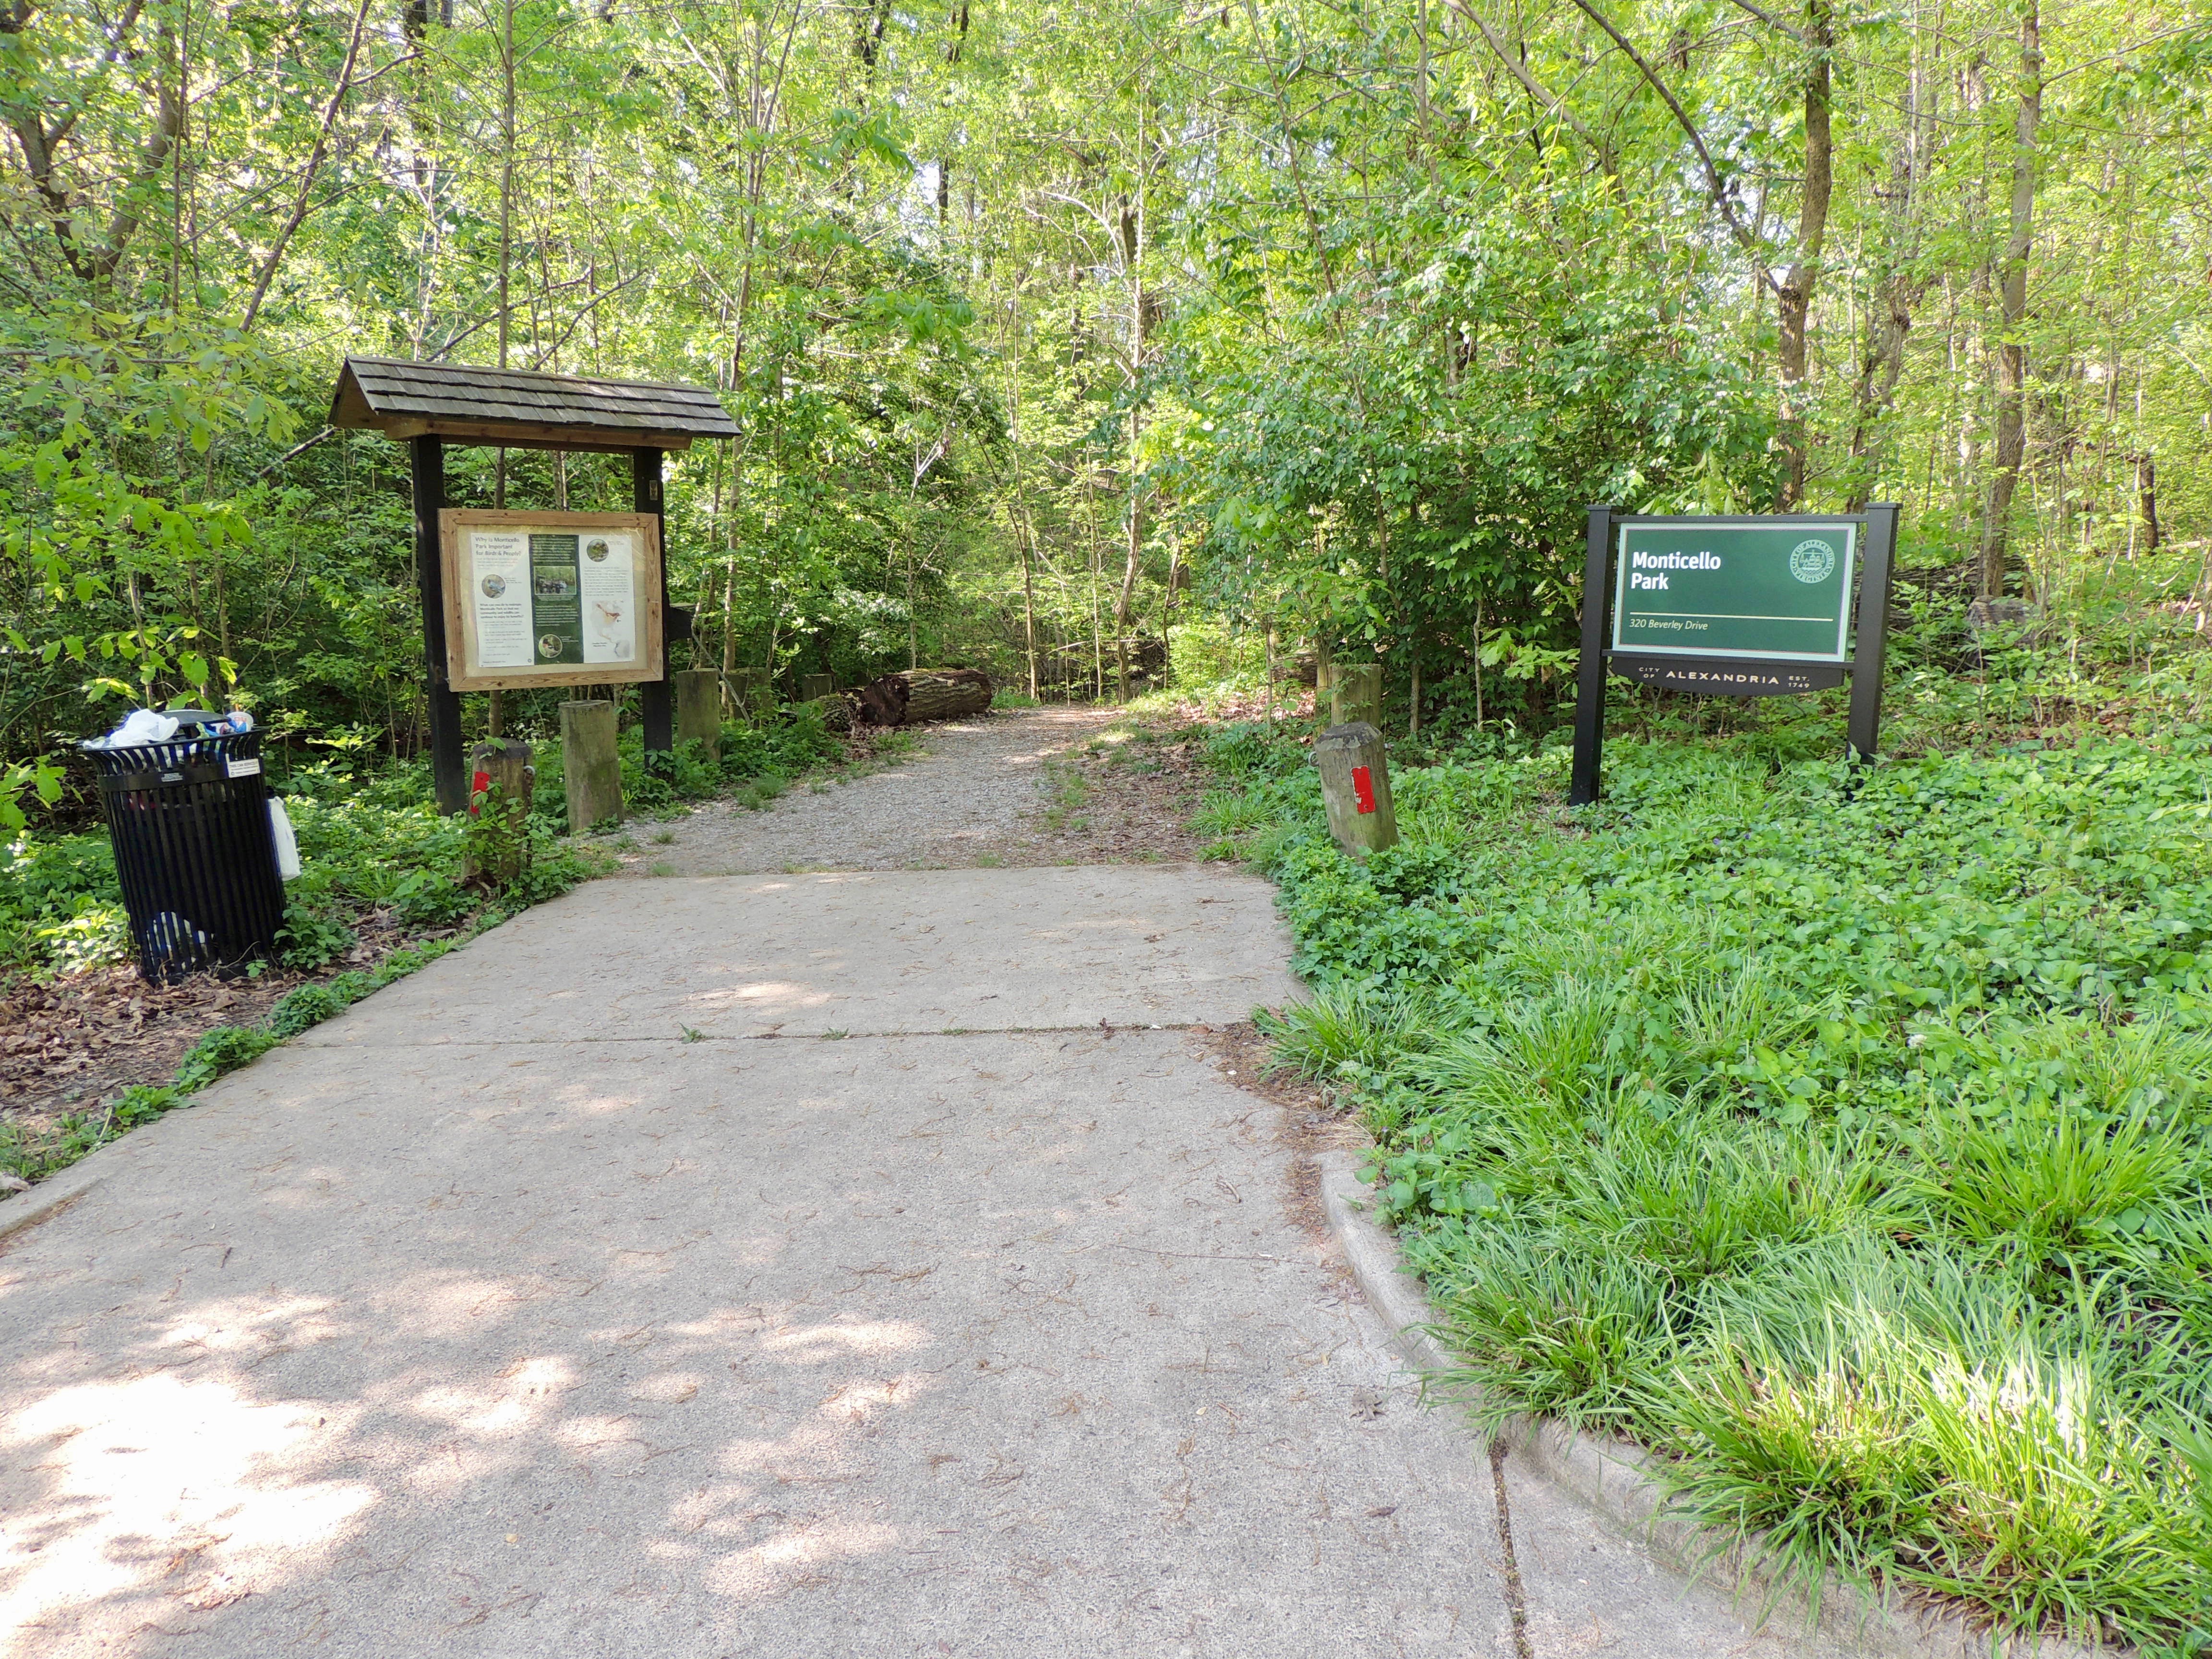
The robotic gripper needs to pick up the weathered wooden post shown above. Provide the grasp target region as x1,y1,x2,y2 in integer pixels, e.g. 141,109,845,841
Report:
465,738,535,884
673,669,721,763
1262,614,1277,722
1312,721,1398,859
726,666,769,720
561,700,623,831
1333,662,1382,728
800,672,835,703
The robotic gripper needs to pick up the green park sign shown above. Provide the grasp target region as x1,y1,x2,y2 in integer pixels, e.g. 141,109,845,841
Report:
1570,505,1900,805
1611,520,1858,662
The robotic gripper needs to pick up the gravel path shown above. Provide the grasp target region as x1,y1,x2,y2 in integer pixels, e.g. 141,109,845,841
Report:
603,705,1132,876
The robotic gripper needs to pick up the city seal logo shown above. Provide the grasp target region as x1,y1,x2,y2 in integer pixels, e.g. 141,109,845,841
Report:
1789,538,1837,584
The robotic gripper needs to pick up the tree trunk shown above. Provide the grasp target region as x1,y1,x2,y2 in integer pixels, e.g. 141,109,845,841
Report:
1774,0,1835,511
1845,275,1920,512
1979,0,2041,599
1116,409,1142,703
1844,47,1932,513
2137,453,2161,552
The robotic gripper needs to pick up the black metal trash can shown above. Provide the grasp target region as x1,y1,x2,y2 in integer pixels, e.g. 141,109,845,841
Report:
83,713,286,984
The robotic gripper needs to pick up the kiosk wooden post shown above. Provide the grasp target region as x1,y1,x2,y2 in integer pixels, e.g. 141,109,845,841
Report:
1312,722,1398,859
1567,505,1617,807
1849,504,1899,762
634,448,673,766
411,436,469,816
561,701,622,830
673,669,721,761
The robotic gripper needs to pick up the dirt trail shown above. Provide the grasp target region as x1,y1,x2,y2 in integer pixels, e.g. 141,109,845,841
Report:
602,704,1210,876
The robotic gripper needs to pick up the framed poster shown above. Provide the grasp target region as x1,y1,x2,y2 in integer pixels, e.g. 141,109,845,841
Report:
440,510,663,692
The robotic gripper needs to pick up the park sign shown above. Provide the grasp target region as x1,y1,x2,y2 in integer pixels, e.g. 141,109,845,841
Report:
1569,505,1900,805
1611,520,1857,662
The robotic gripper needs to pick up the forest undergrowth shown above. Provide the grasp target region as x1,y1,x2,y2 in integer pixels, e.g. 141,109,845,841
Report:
1199,620,2212,1647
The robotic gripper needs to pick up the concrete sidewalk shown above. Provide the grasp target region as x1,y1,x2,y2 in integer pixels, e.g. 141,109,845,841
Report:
1,866,1846,1657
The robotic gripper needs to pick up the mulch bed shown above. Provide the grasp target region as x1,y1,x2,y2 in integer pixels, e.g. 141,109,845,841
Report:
0,910,413,1142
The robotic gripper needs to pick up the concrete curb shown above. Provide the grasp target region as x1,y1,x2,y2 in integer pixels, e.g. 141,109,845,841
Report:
1318,1152,2110,1659
0,1156,109,1244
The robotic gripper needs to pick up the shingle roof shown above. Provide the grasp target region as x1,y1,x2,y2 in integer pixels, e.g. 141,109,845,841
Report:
330,356,737,452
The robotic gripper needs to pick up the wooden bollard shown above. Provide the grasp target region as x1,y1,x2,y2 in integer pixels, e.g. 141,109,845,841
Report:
1333,662,1382,728
726,666,769,719
466,738,535,884
1312,721,1398,859
673,669,721,762
801,672,835,703
560,700,623,832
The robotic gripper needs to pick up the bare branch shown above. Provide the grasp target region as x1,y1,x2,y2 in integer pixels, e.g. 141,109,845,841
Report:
1444,0,1616,174
1720,0,1808,45
1564,0,1781,296
240,0,374,330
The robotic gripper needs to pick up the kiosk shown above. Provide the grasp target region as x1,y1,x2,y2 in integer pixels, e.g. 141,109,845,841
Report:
329,357,738,814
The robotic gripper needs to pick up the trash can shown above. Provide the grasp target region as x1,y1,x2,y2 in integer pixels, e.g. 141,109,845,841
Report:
84,711,286,984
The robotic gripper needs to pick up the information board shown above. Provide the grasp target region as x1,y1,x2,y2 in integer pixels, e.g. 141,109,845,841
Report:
440,510,663,692
1610,519,1857,662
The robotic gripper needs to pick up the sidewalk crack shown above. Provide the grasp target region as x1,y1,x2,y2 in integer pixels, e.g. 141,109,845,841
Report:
1490,1438,1534,1659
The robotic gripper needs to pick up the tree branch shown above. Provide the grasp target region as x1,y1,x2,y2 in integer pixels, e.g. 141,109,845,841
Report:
1445,0,1616,174
1720,0,1808,44
1564,0,1781,296
240,0,373,330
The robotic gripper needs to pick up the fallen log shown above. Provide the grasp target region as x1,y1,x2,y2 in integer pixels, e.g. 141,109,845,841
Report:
852,668,994,727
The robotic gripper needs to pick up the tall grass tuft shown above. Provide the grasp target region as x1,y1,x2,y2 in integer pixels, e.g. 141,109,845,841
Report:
1257,982,1449,1080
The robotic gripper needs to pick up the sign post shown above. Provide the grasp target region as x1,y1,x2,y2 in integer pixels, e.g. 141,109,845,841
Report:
1568,504,1898,805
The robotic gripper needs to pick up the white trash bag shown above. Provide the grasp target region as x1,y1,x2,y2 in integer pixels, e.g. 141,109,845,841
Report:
266,798,302,881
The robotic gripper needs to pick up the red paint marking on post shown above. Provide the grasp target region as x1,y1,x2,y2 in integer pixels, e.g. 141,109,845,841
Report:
469,769,492,815
1351,766,1377,815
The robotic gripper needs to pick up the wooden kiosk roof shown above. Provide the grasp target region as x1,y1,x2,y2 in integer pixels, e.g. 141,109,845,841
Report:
330,356,738,453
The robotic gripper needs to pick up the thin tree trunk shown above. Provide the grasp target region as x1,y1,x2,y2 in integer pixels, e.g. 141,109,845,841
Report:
1844,27,1932,512
1775,0,1835,510
493,0,517,510
1979,0,2042,598
1472,592,1484,729
1116,408,1142,703
1264,613,1276,721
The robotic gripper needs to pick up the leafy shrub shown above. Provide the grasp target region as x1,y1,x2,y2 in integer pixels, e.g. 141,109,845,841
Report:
277,903,355,970
267,982,344,1037
1168,617,1267,688
1,832,123,971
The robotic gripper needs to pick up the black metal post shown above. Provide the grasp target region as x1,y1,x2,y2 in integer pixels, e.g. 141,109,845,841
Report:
411,435,468,815
1567,505,1616,806
634,447,673,761
1848,502,1899,764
